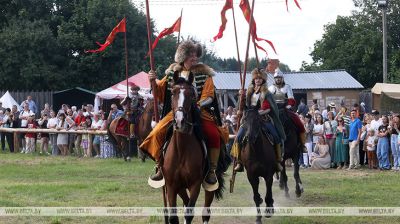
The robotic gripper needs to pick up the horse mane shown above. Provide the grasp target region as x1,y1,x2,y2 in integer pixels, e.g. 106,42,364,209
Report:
243,108,263,144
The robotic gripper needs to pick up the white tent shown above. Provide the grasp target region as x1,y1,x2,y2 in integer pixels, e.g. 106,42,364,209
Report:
0,91,22,111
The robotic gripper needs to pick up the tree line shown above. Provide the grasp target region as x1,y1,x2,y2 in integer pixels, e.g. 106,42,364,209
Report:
0,0,291,92
301,0,400,88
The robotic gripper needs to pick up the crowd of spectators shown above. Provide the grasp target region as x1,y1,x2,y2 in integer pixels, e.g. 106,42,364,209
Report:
0,95,126,159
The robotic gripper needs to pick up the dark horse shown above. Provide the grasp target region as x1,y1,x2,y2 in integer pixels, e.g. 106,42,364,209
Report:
241,108,276,224
164,74,227,224
278,109,304,198
108,99,157,162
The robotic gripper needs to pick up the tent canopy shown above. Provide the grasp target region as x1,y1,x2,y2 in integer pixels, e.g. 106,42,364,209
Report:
0,91,22,111
371,83,400,95
96,71,151,100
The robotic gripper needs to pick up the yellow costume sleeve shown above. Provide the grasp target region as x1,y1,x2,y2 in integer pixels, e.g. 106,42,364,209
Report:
199,76,215,102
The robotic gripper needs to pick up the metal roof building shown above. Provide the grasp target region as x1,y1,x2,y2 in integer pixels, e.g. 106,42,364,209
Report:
214,70,364,90
214,70,364,112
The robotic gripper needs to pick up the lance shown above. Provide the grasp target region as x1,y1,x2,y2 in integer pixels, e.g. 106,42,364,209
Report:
231,3,242,85
144,1,166,224
177,8,183,45
230,0,257,194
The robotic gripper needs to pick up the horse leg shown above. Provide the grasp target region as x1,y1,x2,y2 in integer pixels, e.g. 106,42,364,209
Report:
279,161,290,198
184,183,201,224
264,176,274,218
293,154,304,197
178,189,190,207
248,174,263,224
167,188,179,224
202,190,215,224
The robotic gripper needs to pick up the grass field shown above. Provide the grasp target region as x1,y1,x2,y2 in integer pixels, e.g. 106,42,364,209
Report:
1,151,400,224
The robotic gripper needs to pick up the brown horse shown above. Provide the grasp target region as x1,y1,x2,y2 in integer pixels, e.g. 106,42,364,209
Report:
137,99,162,162
241,108,276,224
163,74,227,224
278,109,304,198
108,116,131,161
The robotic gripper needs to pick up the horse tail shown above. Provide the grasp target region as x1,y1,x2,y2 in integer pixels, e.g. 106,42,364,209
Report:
215,145,232,200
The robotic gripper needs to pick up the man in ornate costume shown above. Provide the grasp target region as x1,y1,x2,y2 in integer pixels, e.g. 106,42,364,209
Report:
268,66,306,150
121,83,144,138
140,40,227,189
232,68,286,172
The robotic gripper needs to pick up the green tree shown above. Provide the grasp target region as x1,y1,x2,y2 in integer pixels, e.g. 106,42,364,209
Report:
301,0,400,88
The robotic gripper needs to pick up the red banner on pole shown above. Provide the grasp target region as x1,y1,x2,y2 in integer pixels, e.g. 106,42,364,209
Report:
212,0,233,42
148,15,181,54
239,0,276,55
85,18,126,53
286,0,302,12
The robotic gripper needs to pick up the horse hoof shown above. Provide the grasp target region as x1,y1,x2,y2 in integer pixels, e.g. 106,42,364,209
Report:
265,207,274,218
255,219,262,224
127,157,131,162
285,192,290,198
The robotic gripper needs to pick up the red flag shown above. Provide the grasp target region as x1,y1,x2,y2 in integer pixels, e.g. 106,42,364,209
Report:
85,18,126,53
239,0,277,54
286,0,302,12
212,0,233,42
149,16,181,53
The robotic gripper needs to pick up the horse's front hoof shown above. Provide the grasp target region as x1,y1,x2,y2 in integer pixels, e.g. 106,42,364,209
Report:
285,192,290,198
255,218,262,224
265,207,274,218
127,157,131,162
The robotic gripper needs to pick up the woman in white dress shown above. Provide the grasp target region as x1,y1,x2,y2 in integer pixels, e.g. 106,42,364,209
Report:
56,112,70,156
311,136,331,169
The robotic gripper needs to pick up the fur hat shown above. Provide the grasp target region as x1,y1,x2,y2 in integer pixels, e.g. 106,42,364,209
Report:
251,68,267,81
174,40,203,63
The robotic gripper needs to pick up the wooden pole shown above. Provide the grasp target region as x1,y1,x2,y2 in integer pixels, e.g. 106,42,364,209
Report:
124,17,129,98
145,0,160,123
177,8,183,45
230,0,257,194
253,38,260,69
144,1,166,223
231,5,242,85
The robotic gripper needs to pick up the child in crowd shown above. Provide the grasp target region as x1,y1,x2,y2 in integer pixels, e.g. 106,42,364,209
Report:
81,117,92,157
365,129,378,169
25,114,37,153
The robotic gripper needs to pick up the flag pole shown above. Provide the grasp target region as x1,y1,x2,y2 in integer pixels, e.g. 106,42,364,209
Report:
253,38,260,68
144,1,166,224
124,17,129,100
177,8,183,45
231,4,242,85
123,16,132,162
144,0,159,123
230,0,256,194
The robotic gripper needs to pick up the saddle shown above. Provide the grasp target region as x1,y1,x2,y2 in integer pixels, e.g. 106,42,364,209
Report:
115,118,129,138
239,125,274,148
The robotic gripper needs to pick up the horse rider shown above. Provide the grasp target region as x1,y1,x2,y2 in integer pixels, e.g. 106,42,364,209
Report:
121,83,144,138
267,66,306,150
232,68,286,172
140,40,226,189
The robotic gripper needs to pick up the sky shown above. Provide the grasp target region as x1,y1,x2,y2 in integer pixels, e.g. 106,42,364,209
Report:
132,0,356,71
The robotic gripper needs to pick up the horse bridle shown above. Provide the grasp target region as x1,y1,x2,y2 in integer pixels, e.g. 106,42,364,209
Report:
172,84,196,129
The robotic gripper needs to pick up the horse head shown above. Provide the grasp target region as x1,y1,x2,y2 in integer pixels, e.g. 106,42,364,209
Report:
243,108,263,144
171,72,196,133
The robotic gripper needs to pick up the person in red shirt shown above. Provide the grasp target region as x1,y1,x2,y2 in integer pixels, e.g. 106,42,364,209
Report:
25,114,37,153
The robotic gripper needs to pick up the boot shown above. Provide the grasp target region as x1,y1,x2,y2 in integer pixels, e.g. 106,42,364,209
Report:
233,145,244,172
274,144,283,171
205,148,220,185
130,124,135,138
150,161,163,181
299,132,307,153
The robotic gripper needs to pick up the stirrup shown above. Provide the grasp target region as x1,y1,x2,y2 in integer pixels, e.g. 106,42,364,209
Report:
202,171,219,192
147,167,165,188
234,163,244,172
